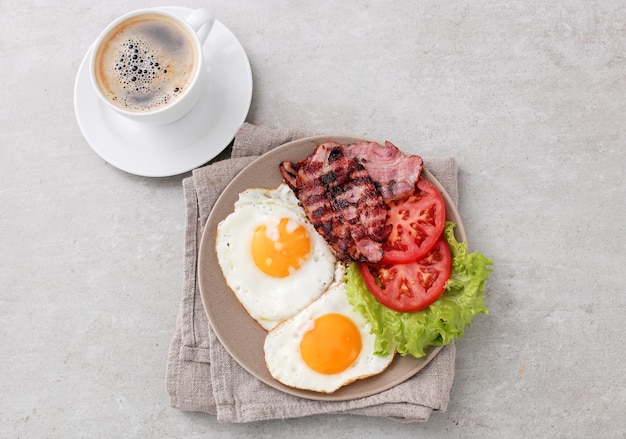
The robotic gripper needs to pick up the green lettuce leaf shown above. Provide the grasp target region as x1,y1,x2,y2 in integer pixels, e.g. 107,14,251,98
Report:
345,221,493,358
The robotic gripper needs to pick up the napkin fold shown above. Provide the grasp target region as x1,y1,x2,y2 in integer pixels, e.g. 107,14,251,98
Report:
166,123,458,423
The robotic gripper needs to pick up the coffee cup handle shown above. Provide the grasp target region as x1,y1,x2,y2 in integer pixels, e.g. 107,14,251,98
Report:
186,8,215,44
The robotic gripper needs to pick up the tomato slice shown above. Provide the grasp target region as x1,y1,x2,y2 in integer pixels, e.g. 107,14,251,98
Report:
359,238,452,312
380,178,446,264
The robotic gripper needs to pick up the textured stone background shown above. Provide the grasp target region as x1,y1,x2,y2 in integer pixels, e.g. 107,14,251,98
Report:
1,1,624,437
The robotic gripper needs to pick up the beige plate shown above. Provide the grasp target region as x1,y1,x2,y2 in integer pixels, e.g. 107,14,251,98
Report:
198,135,467,401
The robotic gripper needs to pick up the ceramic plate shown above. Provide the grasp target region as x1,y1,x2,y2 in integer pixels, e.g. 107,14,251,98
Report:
74,6,252,177
198,136,467,401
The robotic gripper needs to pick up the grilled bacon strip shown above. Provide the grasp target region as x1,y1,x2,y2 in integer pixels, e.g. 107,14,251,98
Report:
280,142,390,263
342,141,423,202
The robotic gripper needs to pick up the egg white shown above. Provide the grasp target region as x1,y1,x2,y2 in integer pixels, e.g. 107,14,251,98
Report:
216,183,337,331
263,266,396,393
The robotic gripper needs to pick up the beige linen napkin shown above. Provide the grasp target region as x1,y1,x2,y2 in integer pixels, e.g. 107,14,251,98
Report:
166,123,458,423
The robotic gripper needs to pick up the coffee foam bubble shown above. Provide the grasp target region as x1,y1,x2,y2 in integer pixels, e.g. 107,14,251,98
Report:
94,14,197,113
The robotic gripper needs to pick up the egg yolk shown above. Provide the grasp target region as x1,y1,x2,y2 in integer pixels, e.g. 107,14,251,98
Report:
300,313,362,374
251,217,311,278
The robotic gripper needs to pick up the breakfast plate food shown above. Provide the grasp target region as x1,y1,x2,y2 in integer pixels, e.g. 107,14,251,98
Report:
197,135,473,401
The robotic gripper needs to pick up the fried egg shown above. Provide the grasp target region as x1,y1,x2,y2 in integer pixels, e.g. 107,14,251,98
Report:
263,268,395,393
216,183,337,330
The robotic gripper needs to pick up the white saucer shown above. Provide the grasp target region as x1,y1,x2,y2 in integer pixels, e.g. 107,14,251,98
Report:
74,6,253,177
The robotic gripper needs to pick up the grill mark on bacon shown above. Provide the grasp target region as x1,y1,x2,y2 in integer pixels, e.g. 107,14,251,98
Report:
279,142,390,263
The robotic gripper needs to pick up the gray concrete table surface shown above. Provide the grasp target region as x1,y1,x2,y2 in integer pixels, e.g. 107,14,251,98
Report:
1,0,624,438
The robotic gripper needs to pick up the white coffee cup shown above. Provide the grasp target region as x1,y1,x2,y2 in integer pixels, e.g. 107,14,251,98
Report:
89,8,214,125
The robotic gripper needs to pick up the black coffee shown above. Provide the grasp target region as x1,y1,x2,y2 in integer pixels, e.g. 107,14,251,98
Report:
94,13,197,113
